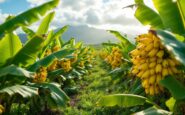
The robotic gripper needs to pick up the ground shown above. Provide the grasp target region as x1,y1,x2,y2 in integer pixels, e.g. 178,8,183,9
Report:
62,57,129,115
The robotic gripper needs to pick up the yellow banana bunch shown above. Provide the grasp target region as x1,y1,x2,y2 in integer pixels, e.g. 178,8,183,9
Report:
130,30,181,95
47,60,58,71
33,67,47,83
44,49,52,57
105,47,123,69
52,45,60,52
0,104,4,114
59,59,72,72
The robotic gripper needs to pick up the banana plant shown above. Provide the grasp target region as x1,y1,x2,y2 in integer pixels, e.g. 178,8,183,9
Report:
0,0,75,114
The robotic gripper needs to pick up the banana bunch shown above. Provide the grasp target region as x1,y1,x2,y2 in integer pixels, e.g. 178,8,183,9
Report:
44,49,52,57
99,50,108,59
130,31,180,95
105,47,123,69
0,104,4,114
59,59,72,72
47,60,58,71
33,67,47,83
52,45,60,52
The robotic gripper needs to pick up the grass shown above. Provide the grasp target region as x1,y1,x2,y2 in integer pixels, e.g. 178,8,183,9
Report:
62,57,129,114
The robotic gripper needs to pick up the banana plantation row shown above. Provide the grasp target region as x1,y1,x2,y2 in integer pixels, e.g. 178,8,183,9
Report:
1,0,185,114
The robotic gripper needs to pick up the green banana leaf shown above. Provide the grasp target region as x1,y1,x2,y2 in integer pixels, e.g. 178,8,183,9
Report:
36,12,55,35
133,107,171,115
156,30,185,65
153,0,185,35
11,35,45,67
0,0,59,35
22,27,35,40
40,26,69,58
97,94,147,107
107,30,135,59
165,97,176,111
0,85,38,98
29,82,69,107
135,1,164,29
0,32,22,67
0,65,34,78
28,49,74,71
177,0,185,30
160,76,185,100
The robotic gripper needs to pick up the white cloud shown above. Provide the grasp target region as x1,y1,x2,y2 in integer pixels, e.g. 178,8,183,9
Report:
26,0,154,36
0,0,5,3
0,10,9,24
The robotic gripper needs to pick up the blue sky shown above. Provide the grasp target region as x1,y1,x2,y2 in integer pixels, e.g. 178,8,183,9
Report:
0,0,29,14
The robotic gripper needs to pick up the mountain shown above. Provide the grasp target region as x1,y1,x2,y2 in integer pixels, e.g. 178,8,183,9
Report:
60,25,119,44
18,25,135,44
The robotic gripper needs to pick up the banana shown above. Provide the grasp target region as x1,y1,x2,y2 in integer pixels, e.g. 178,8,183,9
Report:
130,49,140,56
162,68,168,77
154,40,160,48
141,70,150,79
148,48,158,57
132,68,139,74
137,71,144,78
145,88,150,94
142,79,149,88
139,63,148,70
155,64,162,73
149,62,156,68
149,75,155,84
149,57,157,62
156,74,162,83
139,38,153,44
150,68,155,75
145,43,154,52
156,50,164,58
162,60,168,67
157,58,163,64
149,85,155,95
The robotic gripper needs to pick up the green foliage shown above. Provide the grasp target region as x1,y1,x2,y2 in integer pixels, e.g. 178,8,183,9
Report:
0,33,22,67
165,97,176,111
0,0,59,35
135,0,185,35
10,35,45,67
28,49,75,71
152,0,185,35
107,30,135,59
177,0,185,29
36,12,55,35
160,76,185,100
133,107,172,115
0,85,38,98
29,82,69,107
156,30,185,65
97,94,147,107
135,1,164,29
0,65,34,78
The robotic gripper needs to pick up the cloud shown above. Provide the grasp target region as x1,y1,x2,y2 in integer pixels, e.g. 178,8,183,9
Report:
0,0,5,3
0,10,9,24
26,0,153,36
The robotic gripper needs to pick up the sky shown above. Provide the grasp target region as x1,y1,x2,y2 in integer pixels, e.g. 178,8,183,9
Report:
0,0,155,36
